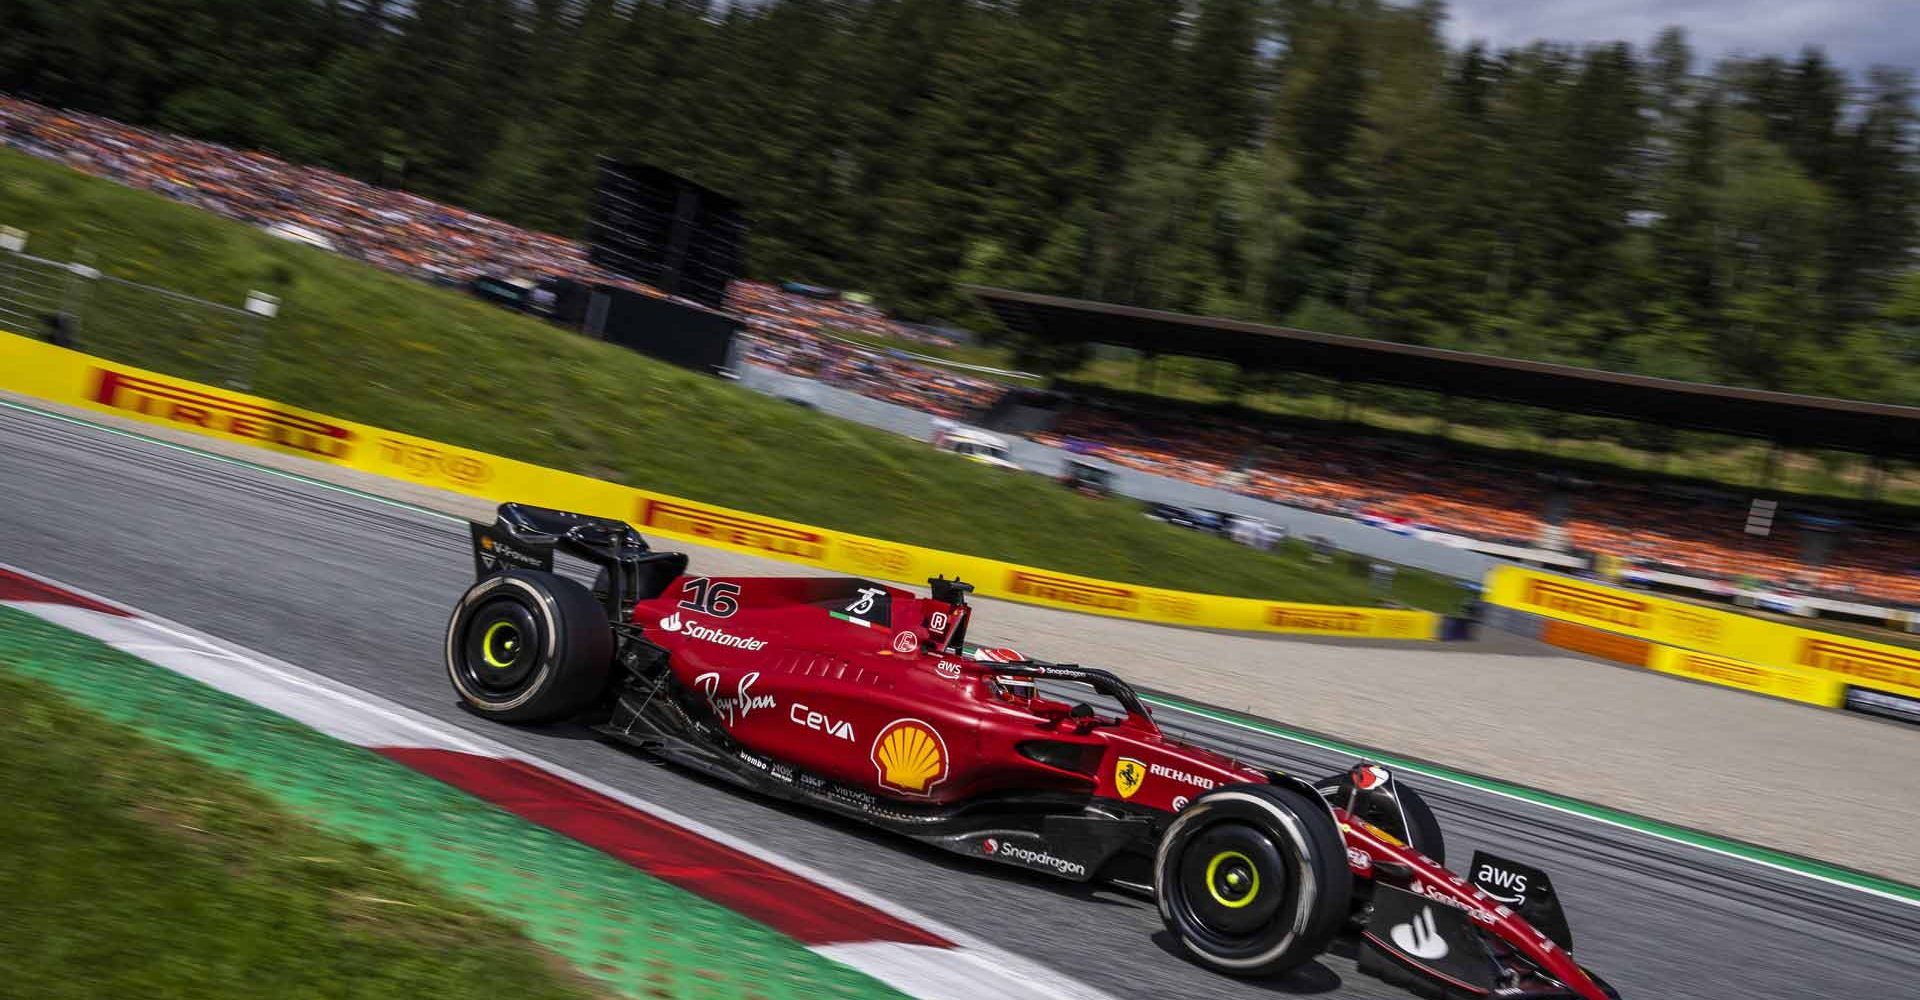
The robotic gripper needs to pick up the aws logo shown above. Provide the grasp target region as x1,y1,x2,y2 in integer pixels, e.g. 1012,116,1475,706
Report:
871,719,949,796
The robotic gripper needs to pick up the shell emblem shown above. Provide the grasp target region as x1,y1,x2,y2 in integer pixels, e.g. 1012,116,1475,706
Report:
871,719,950,796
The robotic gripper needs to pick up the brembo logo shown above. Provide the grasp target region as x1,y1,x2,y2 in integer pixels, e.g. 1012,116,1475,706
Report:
981,838,1087,878
1798,639,1920,692
1006,571,1137,612
639,499,828,561
92,369,354,459
1266,608,1370,632
1523,578,1652,629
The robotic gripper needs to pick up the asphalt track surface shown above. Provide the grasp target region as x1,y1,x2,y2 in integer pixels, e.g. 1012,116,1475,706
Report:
4,402,1918,1000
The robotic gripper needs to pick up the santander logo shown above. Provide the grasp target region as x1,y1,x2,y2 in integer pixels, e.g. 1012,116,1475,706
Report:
659,611,684,633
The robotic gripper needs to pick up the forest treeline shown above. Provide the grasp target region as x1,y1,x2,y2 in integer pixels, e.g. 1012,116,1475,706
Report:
3,0,1917,401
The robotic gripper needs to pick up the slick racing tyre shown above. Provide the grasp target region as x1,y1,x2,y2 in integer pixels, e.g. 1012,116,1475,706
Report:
1155,783,1352,979
446,570,612,723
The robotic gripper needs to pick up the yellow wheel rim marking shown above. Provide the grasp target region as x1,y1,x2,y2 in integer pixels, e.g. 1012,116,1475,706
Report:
481,620,519,669
1205,850,1259,909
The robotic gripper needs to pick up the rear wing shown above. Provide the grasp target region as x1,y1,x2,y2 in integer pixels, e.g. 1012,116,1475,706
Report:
470,503,688,618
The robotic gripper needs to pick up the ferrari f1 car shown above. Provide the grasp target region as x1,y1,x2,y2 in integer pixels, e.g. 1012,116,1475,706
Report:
444,504,1621,999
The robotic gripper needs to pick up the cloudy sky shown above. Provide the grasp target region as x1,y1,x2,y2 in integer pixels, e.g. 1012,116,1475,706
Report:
1441,1,1919,73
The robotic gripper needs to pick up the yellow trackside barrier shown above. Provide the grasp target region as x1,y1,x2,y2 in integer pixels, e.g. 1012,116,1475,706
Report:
0,331,1440,640
1644,646,1844,708
1485,565,1920,700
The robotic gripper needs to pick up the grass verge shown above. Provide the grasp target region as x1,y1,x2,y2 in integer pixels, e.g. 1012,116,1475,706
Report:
0,146,1463,611
0,670,603,1000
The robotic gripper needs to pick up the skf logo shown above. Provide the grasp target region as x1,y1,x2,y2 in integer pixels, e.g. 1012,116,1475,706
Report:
1267,608,1370,632
871,719,949,796
93,369,353,459
1006,571,1137,612
1797,639,1920,692
1523,578,1652,630
1113,757,1145,799
639,499,827,561
840,538,912,575
379,438,493,487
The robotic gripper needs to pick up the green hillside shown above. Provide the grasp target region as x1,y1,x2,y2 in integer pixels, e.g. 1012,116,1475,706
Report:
0,148,1462,611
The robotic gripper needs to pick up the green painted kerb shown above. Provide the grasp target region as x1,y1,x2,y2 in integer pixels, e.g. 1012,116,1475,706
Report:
0,607,912,1000
1141,690,1920,906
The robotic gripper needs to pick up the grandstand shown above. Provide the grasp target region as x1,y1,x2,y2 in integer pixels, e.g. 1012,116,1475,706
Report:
973,286,1920,612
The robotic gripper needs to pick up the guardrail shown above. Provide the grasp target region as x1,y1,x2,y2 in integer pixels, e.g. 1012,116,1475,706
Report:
0,330,1442,640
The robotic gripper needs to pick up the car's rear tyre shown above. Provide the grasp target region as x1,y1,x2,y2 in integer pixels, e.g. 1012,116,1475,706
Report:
1155,783,1353,978
446,570,612,723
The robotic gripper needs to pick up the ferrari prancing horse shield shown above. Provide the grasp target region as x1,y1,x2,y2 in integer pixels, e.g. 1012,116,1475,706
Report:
1114,757,1145,799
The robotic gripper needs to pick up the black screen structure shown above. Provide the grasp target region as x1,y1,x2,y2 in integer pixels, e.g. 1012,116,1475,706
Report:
585,284,740,376
587,160,746,311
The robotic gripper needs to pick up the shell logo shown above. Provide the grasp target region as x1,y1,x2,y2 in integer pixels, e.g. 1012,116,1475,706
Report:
871,719,950,796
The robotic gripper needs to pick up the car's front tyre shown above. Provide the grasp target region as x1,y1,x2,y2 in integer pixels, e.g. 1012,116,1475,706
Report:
445,570,611,723
1154,783,1352,978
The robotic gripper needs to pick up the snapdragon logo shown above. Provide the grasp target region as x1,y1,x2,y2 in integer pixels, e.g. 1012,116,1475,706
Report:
981,838,1086,878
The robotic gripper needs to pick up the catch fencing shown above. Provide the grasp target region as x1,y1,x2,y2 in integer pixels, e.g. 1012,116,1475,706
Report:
0,247,269,388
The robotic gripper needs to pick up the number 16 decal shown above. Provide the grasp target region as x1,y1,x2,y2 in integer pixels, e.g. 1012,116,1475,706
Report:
677,577,742,618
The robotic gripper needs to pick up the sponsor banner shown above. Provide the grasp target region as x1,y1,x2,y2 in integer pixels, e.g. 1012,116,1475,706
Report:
1486,566,1920,700
1645,646,1843,708
0,331,1440,640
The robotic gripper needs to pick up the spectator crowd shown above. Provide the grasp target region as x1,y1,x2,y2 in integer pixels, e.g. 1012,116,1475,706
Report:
5,94,1916,607
1034,403,1920,607
0,95,983,416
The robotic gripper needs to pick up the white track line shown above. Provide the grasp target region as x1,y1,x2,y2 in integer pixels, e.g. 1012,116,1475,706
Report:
1137,696,1920,911
0,561,1119,1000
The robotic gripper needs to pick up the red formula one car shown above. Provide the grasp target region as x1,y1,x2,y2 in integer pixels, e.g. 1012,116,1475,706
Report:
444,504,1621,999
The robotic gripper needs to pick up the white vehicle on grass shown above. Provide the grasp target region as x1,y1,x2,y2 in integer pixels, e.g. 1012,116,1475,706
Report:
931,424,1021,471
